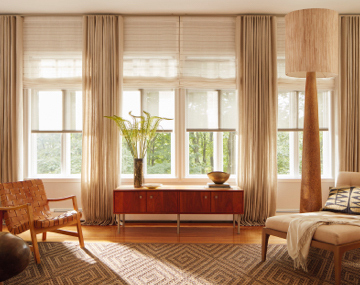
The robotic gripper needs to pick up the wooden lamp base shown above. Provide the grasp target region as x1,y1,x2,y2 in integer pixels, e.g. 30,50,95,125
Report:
300,72,322,213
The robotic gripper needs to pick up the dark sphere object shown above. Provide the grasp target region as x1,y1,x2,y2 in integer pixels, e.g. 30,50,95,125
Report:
0,232,31,282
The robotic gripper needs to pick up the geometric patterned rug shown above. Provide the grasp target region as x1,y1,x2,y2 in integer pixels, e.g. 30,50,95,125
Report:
4,242,360,285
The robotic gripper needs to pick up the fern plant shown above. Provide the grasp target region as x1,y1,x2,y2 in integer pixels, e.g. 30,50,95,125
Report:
105,111,172,159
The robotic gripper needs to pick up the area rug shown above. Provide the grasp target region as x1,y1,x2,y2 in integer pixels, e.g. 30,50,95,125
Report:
4,242,360,284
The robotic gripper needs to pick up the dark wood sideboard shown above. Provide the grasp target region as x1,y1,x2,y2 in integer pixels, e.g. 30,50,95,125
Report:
113,185,244,234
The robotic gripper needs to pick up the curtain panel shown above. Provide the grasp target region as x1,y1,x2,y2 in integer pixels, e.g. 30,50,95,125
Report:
81,15,123,225
0,16,23,183
236,16,278,225
339,16,360,172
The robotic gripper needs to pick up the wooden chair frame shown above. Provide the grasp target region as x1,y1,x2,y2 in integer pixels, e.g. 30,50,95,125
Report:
0,195,84,264
262,227,360,285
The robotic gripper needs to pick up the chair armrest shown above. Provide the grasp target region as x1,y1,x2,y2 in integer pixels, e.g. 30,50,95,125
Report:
47,195,76,202
47,195,79,211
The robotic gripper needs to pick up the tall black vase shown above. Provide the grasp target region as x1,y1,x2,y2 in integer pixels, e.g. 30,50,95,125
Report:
134,158,144,188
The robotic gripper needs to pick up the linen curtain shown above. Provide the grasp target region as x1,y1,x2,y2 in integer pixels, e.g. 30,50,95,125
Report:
0,16,23,183
236,16,278,225
82,15,123,225
339,16,360,172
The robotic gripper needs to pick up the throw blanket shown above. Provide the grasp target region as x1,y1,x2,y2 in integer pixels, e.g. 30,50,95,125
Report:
287,212,360,271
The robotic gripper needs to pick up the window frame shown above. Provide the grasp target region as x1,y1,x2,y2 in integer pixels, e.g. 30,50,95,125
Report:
24,88,82,179
277,90,333,179
119,88,238,184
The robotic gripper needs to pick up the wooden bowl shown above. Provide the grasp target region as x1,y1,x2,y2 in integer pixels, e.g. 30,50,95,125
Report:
207,171,230,184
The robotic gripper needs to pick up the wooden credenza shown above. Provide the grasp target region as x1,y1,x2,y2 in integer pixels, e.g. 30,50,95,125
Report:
113,185,244,234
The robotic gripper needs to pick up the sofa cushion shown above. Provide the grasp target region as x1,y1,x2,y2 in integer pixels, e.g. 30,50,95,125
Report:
322,187,360,214
265,212,360,245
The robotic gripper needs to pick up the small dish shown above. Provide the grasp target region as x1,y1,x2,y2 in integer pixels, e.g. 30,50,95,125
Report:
143,184,162,189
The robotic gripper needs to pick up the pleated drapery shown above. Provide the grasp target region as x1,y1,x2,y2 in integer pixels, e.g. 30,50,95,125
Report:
81,15,123,225
0,16,23,183
339,16,360,172
236,16,278,225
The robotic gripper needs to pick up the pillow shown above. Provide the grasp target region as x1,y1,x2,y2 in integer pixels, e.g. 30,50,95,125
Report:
322,187,360,214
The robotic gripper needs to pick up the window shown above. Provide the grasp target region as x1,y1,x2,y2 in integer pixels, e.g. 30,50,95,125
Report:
276,17,334,178
186,90,237,176
121,16,237,180
277,91,331,177
23,17,82,178
121,89,175,177
29,90,82,177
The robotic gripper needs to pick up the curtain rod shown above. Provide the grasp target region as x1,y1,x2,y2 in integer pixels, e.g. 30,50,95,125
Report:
1,13,288,17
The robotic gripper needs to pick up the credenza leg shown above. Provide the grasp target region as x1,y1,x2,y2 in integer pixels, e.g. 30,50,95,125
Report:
177,214,180,234
123,214,125,227
117,214,120,233
233,214,236,228
237,214,240,234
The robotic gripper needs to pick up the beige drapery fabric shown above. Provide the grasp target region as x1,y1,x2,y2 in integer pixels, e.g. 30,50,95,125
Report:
339,16,360,172
0,16,23,183
81,15,123,225
236,16,278,225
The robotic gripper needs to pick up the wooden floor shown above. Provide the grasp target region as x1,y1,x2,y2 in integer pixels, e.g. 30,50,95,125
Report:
5,222,286,244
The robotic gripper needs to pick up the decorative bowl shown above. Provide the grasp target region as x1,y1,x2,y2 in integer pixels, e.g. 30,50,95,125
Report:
143,184,162,189
207,171,230,184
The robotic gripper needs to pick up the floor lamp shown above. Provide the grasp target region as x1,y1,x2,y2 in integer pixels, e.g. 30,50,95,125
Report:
285,9,339,212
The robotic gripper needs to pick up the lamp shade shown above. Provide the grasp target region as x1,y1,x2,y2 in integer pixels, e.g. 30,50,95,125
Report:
285,8,339,78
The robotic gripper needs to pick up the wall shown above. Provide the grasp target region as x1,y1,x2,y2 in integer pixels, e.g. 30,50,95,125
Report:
44,179,336,220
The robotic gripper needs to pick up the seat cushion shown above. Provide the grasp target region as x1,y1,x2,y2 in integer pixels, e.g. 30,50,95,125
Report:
266,212,360,245
34,210,81,229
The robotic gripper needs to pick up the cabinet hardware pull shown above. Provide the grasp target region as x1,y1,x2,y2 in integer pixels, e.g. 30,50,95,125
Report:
139,196,142,199
150,196,153,199
204,196,207,199
215,196,218,199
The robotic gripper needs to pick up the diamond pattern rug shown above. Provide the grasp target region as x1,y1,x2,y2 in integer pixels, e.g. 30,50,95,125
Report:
5,242,360,284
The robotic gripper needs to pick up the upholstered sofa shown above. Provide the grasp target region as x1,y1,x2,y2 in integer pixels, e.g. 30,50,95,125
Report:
262,171,360,285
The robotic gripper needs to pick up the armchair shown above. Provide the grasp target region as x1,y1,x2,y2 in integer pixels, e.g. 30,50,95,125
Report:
0,179,84,264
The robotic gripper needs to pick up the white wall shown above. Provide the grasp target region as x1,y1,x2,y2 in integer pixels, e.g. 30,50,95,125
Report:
44,178,336,220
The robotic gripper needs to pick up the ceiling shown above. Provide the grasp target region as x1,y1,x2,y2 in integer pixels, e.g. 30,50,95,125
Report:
1,0,360,15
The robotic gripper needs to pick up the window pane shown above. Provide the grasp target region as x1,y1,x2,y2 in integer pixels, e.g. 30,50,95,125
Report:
35,133,61,174
147,133,171,174
318,91,329,129
298,92,305,128
220,91,237,129
143,90,174,130
33,91,63,131
277,132,290,175
187,90,218,129
223,132,236,174
122,90,141,121
65,91,82,131
188,132,214,174
278,91,297,129
121,139,134,175
70,133,82,174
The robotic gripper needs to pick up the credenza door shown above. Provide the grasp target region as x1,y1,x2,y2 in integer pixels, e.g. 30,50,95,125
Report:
179,191,210,213
114,191,146,213
146,191,178,213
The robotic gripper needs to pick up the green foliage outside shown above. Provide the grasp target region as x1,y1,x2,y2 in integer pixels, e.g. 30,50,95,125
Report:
121,133,171,175
223,132,236,174
277,132,290,175
189,132,214,174
36,133,61,174
71,133,82,174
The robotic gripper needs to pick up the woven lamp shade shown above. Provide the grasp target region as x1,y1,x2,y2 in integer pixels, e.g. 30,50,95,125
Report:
285,8,339,78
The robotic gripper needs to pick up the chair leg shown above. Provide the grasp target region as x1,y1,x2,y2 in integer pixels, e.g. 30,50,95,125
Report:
76,218,85,248
42,232,47,241
261,228,270,262
334,248,343,285
30,228,41,264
